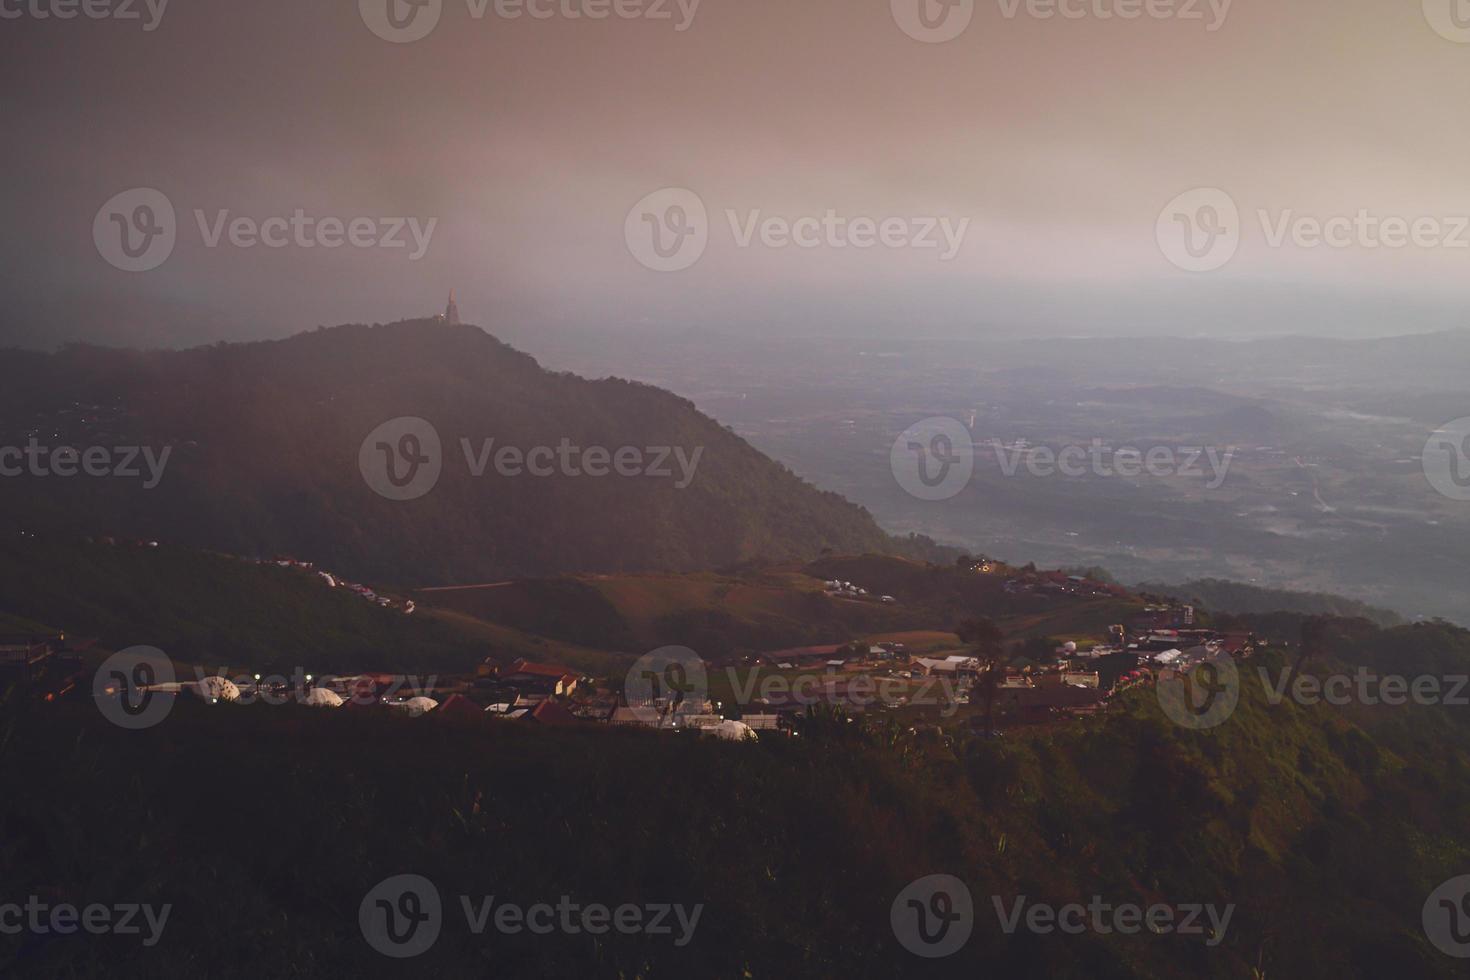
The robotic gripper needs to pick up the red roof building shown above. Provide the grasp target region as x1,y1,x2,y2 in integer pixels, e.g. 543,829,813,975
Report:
528,699,581,727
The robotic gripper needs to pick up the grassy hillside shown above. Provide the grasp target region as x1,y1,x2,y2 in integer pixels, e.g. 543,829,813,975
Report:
3,635,1469,977
0,536,485,673
415,568,914,657
0,540,1137,679
416,555,1145,660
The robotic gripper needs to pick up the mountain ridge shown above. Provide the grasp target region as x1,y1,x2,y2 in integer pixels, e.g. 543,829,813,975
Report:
0,320,946,583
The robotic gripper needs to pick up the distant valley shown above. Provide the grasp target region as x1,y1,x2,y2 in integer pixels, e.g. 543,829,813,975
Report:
519,328,1470,624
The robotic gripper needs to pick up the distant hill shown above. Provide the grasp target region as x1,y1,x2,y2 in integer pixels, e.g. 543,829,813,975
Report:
1138,577,1404,627
1195,402,1293,442
0,322,925,584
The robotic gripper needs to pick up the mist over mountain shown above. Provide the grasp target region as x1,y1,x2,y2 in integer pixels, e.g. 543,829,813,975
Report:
0,321,933,584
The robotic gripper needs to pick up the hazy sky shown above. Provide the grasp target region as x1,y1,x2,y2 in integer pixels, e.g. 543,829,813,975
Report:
4,0,1470,349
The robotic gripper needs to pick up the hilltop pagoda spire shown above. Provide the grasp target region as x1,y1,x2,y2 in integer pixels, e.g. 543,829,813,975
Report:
445,290,461,325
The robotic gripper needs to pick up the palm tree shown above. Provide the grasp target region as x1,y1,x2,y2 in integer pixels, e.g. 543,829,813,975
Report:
957,617,1006,735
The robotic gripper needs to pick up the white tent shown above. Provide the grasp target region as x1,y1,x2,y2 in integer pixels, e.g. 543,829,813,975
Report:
195,676,241,703
301,687,344,708
707,720,757,741
393,696,439,717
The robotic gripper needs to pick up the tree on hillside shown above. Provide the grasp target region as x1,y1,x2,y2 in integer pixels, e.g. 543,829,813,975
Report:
1289,615,1330,688
957,616,1006,735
